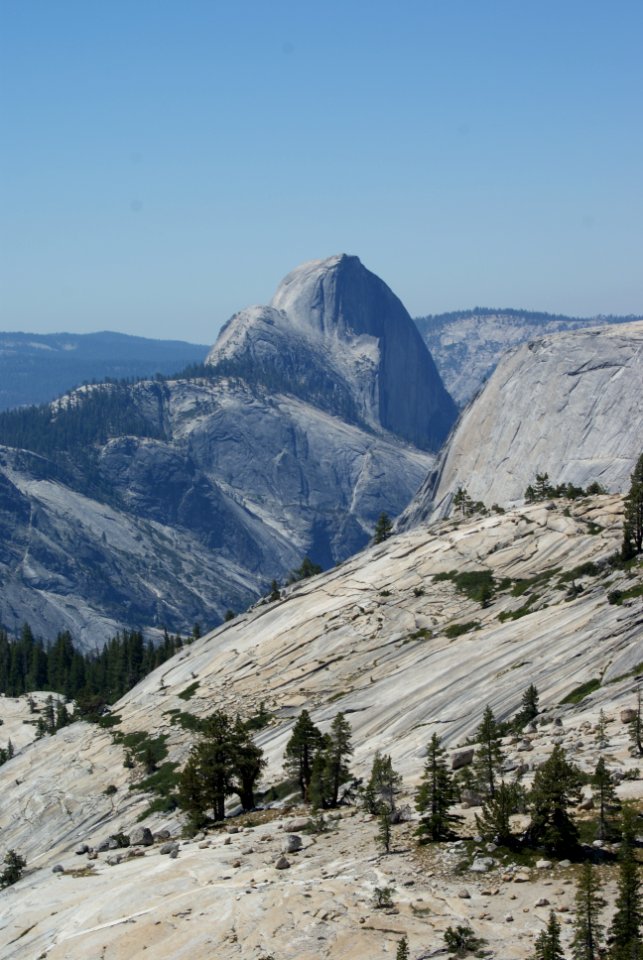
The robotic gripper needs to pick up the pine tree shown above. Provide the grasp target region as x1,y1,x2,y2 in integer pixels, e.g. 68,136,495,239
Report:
324,713,353,806
571,862,603,960
532,911,566,960
526,745,582,855
608,804,642,960
515,683,540,729
592,756,620,841
473,704,505,798
416,733,460,842
377,804,392,854
373,512,393,544
0,849,26,887
363,752,403,816
475,780,523,848
284,710,323,802
396,935,409,960
628,685,643,757
621,452,643,558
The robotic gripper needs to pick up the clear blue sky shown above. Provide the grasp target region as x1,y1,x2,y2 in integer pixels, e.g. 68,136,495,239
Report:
2,0,642,343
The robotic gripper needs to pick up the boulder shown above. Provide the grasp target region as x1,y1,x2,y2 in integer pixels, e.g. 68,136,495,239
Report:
160,842,179,855
275,856,291,870
129,826,154,847
451,748,474,770
620,708,637,724
282,834,303,854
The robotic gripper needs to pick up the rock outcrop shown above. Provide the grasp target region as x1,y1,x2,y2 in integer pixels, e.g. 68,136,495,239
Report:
401,321,643,526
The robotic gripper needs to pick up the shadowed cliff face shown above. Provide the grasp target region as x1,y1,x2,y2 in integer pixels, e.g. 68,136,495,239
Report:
209,254,458,451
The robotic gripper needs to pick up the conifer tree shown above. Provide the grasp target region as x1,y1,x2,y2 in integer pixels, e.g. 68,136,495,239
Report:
416,733,459,841
363,752,403,816
473,704,505,798
608,804,642,960
628,685,643,757
515,683,540,729
571,862,603,960
533,911,566,960
526,744,582,855
377,805,392,854
475,780,523,848
592,756,620,841
284,710,323,802
621,452,643,559
373,512,393,544
396,935,409,960
0,849,26,887
325,713,353,807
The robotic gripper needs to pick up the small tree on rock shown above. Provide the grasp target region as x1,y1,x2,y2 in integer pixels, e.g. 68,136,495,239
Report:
621,452,643,559
0,849,26,887
373,512,393,544
284,710,323,802
533,910,566,960
571,861,603,960
363,752,403,817
473,704,505,798
608,804,642,960
525,744,582,855
592,756,620,841
416,733,460,842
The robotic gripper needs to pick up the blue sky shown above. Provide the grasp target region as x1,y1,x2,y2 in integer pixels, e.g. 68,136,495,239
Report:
1,0,642,343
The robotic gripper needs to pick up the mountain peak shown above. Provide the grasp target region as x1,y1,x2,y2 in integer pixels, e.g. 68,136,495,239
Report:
208,255,457,450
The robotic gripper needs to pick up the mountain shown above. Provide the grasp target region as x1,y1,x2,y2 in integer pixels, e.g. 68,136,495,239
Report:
0,256,452,647
208,255,458,451
0,331,209,410
415,308,641,407
0,492,641,958
401,321,643,527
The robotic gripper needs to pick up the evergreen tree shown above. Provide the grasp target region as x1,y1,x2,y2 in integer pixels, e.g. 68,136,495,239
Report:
628,685,643,757
592,756,620,841
473,704,505,798
363,751,403,816
621,452,643,558
416,733,460,841
475,780,523,848
526,745,582,855
373,512,393,544
231,718,267,811
533,911,566,960
514,683,540,729
377,805,392,854
324,713,353,807
396,935,409,960
571,862,603,960
284,710,323,802
0,849,26,887
608,804,642,960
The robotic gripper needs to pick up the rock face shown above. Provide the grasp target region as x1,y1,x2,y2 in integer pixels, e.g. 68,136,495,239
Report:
0,494,641,959
401,321,643,526
208,255,457,451
0,257,448,647
414,308,639,408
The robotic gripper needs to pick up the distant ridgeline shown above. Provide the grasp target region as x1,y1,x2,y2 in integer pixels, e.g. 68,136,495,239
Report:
0,623,185,707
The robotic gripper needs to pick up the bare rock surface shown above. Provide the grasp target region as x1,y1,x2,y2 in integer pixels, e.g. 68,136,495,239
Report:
0,495,641,958
401,321,643,526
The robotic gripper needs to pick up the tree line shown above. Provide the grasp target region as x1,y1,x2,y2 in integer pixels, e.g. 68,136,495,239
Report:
0,623,184,708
